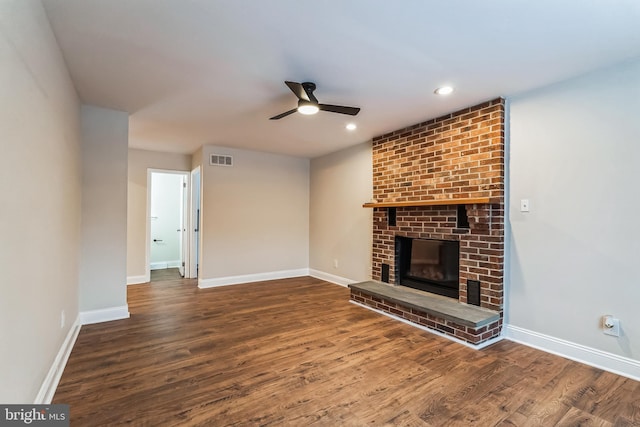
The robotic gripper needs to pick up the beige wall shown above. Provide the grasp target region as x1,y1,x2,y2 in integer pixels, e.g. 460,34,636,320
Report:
508,58,640,363
127,149,192,280
79,105,129,312
199,145,309,281
191,146,202,171
309,142,373,283
0,0,82,403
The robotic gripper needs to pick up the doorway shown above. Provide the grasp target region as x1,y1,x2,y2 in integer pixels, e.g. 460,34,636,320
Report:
147,169,190,281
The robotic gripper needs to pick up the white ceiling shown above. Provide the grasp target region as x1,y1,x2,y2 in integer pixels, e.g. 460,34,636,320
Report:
42,0,640,158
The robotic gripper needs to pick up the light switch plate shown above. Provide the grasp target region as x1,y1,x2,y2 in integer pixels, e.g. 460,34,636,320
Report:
520,199,530,212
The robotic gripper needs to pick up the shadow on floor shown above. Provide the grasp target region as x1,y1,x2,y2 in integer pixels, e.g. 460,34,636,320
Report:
150,268,182,282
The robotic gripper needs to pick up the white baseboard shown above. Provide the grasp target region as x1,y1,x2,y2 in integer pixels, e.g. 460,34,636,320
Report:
150,260,180,270
79,305,130,325
504,324,640,381
34,315,81,404
126,275,148,285
309,269,357,287
198,268,309,289
350,300,503,350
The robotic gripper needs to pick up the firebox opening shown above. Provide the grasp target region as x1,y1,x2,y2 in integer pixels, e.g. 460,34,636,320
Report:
395,236,459,299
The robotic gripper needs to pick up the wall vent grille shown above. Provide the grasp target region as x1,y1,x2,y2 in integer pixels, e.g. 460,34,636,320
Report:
209,154,233,166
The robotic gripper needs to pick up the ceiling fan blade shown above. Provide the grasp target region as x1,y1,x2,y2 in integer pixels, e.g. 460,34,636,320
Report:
285,81,309,102
319,104,361,116
269,108,298,120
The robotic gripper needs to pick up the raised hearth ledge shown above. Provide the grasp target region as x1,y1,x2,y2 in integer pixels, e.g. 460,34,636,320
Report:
348,281,499,328
362,197,500,208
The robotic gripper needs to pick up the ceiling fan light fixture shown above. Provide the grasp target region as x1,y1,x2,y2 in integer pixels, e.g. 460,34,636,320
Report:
434,86,454,95
270,81,359,120
297,101,319,115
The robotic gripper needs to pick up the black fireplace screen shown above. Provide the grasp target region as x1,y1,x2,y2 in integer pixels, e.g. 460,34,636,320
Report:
395,236,459,299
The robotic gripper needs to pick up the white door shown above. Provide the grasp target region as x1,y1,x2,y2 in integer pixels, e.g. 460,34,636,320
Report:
189,167,201,279
178,175,188,277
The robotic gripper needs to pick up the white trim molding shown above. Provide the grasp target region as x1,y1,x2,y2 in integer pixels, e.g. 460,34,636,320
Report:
126,275,148,285
350,300,503,350
79,306,130,325
198,268,309,289
34,315,81,404
150,260,181,270
504,324,640,381
309,269,356,288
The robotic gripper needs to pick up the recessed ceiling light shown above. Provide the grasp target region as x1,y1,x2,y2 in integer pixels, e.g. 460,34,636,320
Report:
434,86,454,95
346,123,357,131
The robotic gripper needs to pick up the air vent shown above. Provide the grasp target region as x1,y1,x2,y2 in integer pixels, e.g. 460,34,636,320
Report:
467,280,481,306
209,154,233,166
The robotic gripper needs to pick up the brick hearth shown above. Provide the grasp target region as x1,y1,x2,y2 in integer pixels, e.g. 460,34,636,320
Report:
349,280,501,345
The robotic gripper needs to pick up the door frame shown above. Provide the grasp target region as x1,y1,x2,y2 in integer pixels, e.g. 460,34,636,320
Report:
146,169,191,281
189,166,201,279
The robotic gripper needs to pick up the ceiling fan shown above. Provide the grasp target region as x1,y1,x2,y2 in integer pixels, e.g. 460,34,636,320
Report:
269,81,360,120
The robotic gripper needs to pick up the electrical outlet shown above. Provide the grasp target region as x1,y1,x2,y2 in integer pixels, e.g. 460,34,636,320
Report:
333,259,339,269
60,310,65,329
603,315,620,337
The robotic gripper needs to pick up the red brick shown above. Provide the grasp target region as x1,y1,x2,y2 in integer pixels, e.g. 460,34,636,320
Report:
368,98,505,345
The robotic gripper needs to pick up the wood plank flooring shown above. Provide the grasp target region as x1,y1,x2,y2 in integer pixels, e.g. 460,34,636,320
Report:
54,277,640,426
150,267,182,282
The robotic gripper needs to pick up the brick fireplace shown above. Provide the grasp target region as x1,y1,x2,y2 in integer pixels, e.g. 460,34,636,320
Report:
350,98,505,345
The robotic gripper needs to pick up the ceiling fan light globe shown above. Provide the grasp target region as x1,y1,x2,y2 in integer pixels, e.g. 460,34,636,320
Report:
297,102,319,115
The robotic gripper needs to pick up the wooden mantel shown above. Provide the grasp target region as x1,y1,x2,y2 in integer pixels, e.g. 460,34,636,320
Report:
362,197,500,208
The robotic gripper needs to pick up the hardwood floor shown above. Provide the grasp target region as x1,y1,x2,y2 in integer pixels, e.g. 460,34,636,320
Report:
54,277,640,426
150,267,182,282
